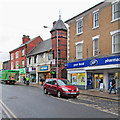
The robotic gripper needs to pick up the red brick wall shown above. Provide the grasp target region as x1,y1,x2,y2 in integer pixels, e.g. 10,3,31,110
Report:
51,30,67,78
10,36,43,69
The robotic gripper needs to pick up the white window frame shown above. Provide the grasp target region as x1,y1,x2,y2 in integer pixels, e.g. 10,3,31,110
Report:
112,1,120,22
93,9,99,29
22,60,25,67
75,41,83,59
11,53,14,60
110,29,120,53
11,62,14,70
16,51,19,58
76,17,83,35
16,61,19,69
22,49,24,56
92,35,100,56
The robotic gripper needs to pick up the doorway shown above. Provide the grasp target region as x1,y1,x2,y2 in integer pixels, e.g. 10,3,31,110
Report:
94,74,103,88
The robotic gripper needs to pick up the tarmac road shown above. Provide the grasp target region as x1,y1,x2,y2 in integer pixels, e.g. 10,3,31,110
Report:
0,84,119,119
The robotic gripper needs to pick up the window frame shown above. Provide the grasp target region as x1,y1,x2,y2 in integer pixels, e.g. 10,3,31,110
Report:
92,35,100,57
76,17,83,35
22,60,25,67
93,10,99,29
112,1,120,22
75,41,83,59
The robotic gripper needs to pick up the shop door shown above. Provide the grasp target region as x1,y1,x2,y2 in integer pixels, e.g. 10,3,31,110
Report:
108,73,114,89
94,74,103,88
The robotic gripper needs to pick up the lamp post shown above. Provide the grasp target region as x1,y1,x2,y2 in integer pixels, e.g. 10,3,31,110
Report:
43,26,59,78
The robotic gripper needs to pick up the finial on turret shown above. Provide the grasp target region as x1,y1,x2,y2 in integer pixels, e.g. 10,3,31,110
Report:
59,10,61,20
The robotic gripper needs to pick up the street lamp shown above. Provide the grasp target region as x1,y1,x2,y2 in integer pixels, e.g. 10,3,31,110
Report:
43,26,59,78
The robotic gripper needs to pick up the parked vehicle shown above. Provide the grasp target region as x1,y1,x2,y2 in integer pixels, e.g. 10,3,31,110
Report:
43,78,79,98
1,70,19,84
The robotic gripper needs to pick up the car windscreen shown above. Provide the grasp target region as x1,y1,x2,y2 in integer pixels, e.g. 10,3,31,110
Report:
57,80,72,85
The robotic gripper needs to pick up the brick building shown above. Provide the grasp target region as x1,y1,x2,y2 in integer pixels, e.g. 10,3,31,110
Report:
26,16,68,84
50,15,67,78
3,60,10,70
65,1,120,91
9,35,43,81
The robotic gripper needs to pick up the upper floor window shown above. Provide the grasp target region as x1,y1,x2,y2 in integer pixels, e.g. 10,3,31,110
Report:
112,33,120,53
93,10,99,29
34,56,37,64
16,51,19,58
112,2,120,21
76,17,83,35
11,53,14,60
22,49,24,56
22,60,25,67
76,41,83,59
53,50,55,59
16,61,19,69
92,35,100,56
29,57,31,64
58,50,60,59
11,62,14,69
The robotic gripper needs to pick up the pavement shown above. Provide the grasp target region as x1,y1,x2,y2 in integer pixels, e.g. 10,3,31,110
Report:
17,82,119,101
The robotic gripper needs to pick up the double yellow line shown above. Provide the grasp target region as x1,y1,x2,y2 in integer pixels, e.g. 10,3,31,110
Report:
0,99,18,120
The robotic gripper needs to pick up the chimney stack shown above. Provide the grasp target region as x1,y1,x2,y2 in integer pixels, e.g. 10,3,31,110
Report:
22,35,30,44
53,21,56,27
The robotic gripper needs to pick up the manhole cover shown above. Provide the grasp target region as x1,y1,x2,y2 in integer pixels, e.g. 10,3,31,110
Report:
8,96,18,99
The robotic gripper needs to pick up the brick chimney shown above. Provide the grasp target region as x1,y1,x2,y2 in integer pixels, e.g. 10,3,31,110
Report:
53,21,56,26
22,35,30,44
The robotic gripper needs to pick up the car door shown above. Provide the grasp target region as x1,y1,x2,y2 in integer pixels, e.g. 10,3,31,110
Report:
50,79,58,95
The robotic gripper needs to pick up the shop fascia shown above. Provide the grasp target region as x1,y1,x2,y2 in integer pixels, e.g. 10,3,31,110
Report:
66,55,120,89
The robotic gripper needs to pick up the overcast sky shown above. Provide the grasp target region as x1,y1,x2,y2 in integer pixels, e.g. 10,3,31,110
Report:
0,0,104,54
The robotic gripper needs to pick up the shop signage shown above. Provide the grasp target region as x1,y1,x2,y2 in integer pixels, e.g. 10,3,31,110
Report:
19,68,26,74
66,55,120,69
40,66,48,71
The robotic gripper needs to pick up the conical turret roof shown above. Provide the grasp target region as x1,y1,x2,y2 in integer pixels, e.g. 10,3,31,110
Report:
50,18,67,33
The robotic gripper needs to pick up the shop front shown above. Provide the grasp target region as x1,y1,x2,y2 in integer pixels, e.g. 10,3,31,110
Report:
37,65,51,84
29,67,36,83
19,68,26,82
66,55,120,92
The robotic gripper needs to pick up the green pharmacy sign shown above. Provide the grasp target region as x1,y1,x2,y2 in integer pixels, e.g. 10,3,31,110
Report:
19,68,26,74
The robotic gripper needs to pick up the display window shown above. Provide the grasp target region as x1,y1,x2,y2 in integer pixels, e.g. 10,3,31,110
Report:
70,73,85,85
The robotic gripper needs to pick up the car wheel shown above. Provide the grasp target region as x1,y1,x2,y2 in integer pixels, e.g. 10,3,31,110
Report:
57,91,61,98
44,88,48,94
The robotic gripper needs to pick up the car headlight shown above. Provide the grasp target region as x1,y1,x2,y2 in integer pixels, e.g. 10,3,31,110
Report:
76,88,79,91
62,88,68,91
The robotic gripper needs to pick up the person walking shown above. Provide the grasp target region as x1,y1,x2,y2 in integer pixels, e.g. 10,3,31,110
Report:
109,77,116,94
26,76,29,86
40,77,44,86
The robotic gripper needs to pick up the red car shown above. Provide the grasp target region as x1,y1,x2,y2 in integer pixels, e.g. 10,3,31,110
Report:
43,78,79,98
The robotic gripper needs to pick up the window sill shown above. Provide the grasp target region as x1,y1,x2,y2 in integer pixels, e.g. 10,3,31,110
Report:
76,32,83,36
111,18,120,23
92,26,99,30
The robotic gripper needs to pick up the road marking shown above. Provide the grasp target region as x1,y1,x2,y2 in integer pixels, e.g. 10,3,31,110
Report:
0,103,11,119
0,99,18,120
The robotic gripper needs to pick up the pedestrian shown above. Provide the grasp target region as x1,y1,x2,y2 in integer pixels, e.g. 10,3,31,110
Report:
109,77,116,94
40,77,44,86
23,77,26,84
26,76,29,86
